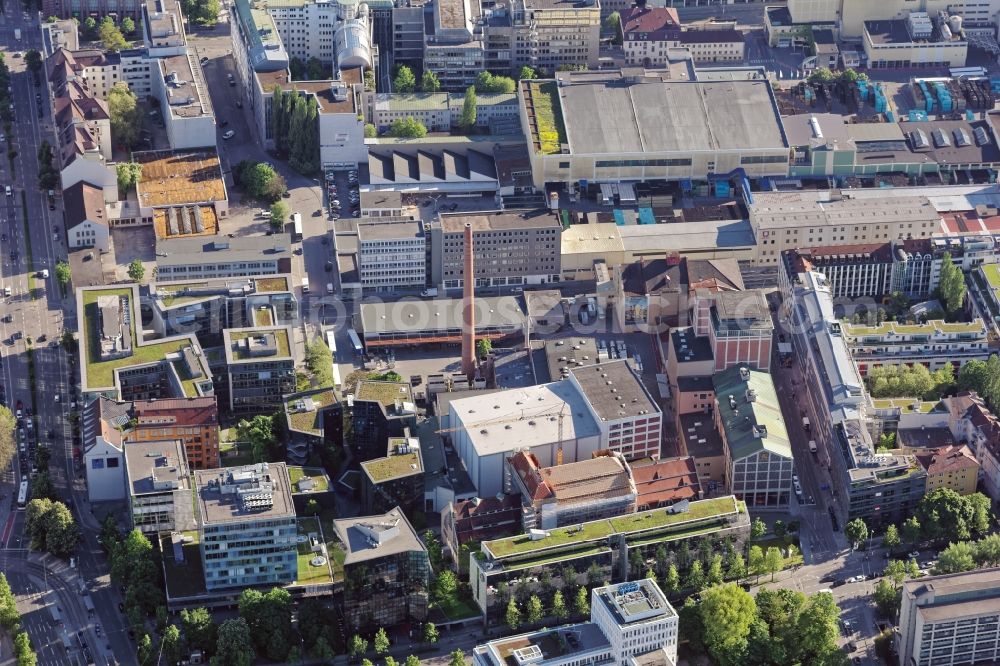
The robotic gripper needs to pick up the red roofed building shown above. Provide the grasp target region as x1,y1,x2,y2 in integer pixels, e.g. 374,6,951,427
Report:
944,392,1000,501
621,6,744,66
131,397,221,469
915,445,980,496
440,495,521,570
507,451,638,530
630,456,702,510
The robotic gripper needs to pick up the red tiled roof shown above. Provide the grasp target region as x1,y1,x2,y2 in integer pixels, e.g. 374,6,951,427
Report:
621,6,680,40
630,456,701,508
450,495,521,545
916,445,979,476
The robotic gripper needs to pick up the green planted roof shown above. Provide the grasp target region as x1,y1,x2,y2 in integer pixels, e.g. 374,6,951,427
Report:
712,365,792,462
482,495,740,559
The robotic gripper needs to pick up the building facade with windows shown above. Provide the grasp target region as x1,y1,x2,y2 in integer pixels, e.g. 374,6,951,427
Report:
426,211,562,291
357,220,426,291
842,319,990,376
131,397,221,470
333,508,430,631
194,462,298,592
124,438,190,534
222,327,296,414
897,568,1000,666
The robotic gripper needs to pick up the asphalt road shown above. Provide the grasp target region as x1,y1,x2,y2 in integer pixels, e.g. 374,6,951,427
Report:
0,10,134,666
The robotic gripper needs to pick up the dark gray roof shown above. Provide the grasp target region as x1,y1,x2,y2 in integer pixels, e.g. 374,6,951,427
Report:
569,360,659,422
156,234,293,266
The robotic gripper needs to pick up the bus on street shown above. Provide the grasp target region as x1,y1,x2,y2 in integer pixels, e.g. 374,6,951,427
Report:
17,480,28,508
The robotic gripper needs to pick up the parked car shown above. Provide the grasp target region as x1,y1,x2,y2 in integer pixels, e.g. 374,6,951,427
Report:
222,130,235,139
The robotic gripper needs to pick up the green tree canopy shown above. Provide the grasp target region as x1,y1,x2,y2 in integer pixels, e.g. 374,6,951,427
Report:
374,627,391,654
393,65,416,92
216,618,255,666
25,49,42,74
121,16,136,34
699,584,757,666
238,587,293,661
180,608,216,655
0,406,15,475
127,259,145,283
25,499,78,557
421,70,441,92
935,541,977,574
518,66,536,80
475,71,516,93
505,598,521,629
883,524,901,551
304,336,334,387
107,84,142,148
98,17,129,51
234,415,277,463
241,162,287,201
460,86,477,131
917,488,993,542
388,117,428,138
423,621,439,644
116,161,142,194
937,251,967,315
269,201,289,230
845,518,869,549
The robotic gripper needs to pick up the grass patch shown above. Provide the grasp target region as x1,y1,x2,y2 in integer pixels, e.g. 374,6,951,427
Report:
160,530,207,598
753,534,804,568
526,81,567,155
433,594,479,621
983,264,1000,289
286,388,338,435
219,440,255,467
255,309,273,326
485,496,739,558
256,276,290,293
288,466,330,492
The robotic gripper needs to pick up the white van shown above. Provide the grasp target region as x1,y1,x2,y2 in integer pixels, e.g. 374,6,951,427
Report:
5,185,11,196
301,276,310,293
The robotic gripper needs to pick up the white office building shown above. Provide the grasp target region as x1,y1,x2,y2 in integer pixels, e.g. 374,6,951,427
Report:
357,220,426,291
897,568,1000,666
473,578,678,666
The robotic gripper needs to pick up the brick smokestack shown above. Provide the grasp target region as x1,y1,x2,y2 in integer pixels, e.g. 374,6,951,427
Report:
461,222,476,380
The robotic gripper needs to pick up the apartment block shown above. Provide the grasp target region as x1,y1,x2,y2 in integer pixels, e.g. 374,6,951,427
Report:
426,211,562,291
750,191,940,266
474,579,678,666
124,439,191,534
357,220,426,292
621,7,743,66
507,451,637,530
916,445,980,496
194,463,298,591
713,365,793,508
222,327,296,414
897,568,1000,666
470,495,750,622
131,397,220,470
842,319,989,376
332,508,430,631
781,244,896,299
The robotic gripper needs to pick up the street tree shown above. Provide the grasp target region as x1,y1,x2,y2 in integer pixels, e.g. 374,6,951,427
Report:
349,634,368,658
845,518,869,550
180,608,216,656
678,598,705,655
526,595,543,624
0,406,15,474
764,547,784,582
435,569,458,602
708,553,724,586
405,656,420,666
901,516,922,546
795,590,844,664
505,598,521,630
974,533,1000,567
25,499,78,556
374,627,391,655
0,573,19,631
161,625,184,666
460,86,477,131
107,84,141,148
127,259,145,283
748,545,765,581
239,587,293,661
750,517,767,539
883,524,901,552
449,650,467,666
121,16,135,34
574,586,589,616
269,201,289,230
686,560,705,591
216,618,255,666
699,584,757,666
393,65,416,92
874,578,901,618
241,162,286,201
551,590,568,619
388,117,428,138
423,622,439,644
884,560,907,586
664,563,680,595
25,50,42,75
313,637,334,661
136,634,154,665
83,16,97,38
937,251,967,316
98,17,129,51
917,488,992,542
14,631,36,666
365,123,377,138
935,541,977,574
420,70,441,92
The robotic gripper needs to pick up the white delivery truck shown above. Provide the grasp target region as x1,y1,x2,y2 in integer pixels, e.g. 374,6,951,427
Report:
802,416,810,432
301,276,310,293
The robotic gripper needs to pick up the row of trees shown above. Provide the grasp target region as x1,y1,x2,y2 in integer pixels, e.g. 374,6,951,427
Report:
349,626,456,665
0,53,15,127
865,362,955,400
37,141,58,190
505,587,589,630
25,498,78,557
81,16,132,50
849,489,993,552
681,585,846,666
270,87,321,175
1,573,38,666
304,336,335,387
0,405,14,475
100,520,164,645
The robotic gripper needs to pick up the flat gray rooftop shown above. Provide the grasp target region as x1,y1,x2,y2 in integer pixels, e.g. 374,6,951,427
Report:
333,507,425,565
194,462,295,524
124,439,189,495
570,360,659,422
559,78,786,155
